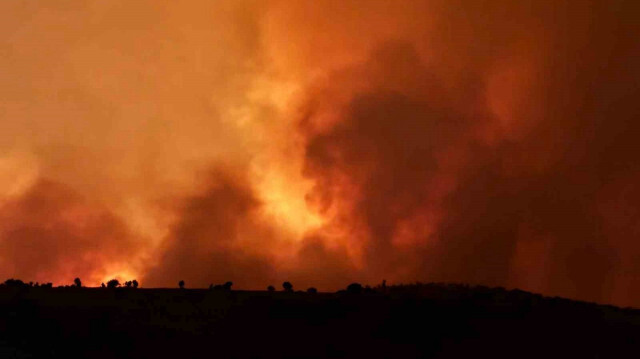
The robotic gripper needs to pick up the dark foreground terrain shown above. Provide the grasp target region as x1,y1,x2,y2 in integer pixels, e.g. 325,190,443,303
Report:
0,283,639,358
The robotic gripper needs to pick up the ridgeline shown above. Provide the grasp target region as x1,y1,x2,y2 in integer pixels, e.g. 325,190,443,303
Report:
0,281,638,358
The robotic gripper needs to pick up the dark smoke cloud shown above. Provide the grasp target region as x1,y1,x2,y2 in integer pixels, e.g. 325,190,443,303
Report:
302,42,490,284
143,169,278,288
299,0,640,305
285,235,360,289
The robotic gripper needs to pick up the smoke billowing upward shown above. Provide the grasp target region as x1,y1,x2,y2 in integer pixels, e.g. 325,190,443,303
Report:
144,168,277,288
1,0,639,306
0,179,141,284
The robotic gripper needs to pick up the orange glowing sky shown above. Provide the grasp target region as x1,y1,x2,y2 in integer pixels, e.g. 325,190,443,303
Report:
1,0,639,307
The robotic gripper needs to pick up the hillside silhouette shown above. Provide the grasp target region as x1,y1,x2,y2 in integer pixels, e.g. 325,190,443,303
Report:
0,280,638,358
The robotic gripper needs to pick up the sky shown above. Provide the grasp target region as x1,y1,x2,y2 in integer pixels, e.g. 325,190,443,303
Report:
1,0,639,307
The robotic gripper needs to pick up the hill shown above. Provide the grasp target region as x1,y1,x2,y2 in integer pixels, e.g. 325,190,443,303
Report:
0,283,638,358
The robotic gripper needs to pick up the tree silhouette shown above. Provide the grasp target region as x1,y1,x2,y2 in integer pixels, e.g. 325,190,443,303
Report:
101,283,106,288
307,287,318,294
132,280,139,288
124,281,132,288
73,278,82,287
282,281,293,292
4,279,26,287
267,285,275,292
347,283,363,294
223,281,233,291
179,280,185,289
107,279,120,288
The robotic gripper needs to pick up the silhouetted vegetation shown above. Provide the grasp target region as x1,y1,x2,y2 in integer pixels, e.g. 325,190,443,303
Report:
209,281,233,291
178,280,185,289
267,285,275,292
106,279,120,288
122,280,139,288
346,283,363,294
282,281,293,292
74,278,82,287
3,279,27,288
1,280,52,289
306,287,317,294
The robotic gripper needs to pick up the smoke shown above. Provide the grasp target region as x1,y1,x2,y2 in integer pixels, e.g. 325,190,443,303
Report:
0,0,272,285
0,179,141,284
1,0,639,306
287,0,640,305
143,168,278,288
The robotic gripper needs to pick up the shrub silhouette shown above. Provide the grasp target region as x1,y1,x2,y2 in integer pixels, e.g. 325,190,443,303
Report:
307,287,318,294
107,279,120,288
101,283,106,288
267,285,275,292
179,280,185,289
74,278,82,287
4,279,27,288
209,282,232,291
282,281,293,292
124,281,132,288
132,279,139,288
347,283,363,294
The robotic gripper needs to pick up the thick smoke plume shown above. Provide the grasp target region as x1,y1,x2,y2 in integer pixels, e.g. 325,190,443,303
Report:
0,0,639,306
0,179,141,284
